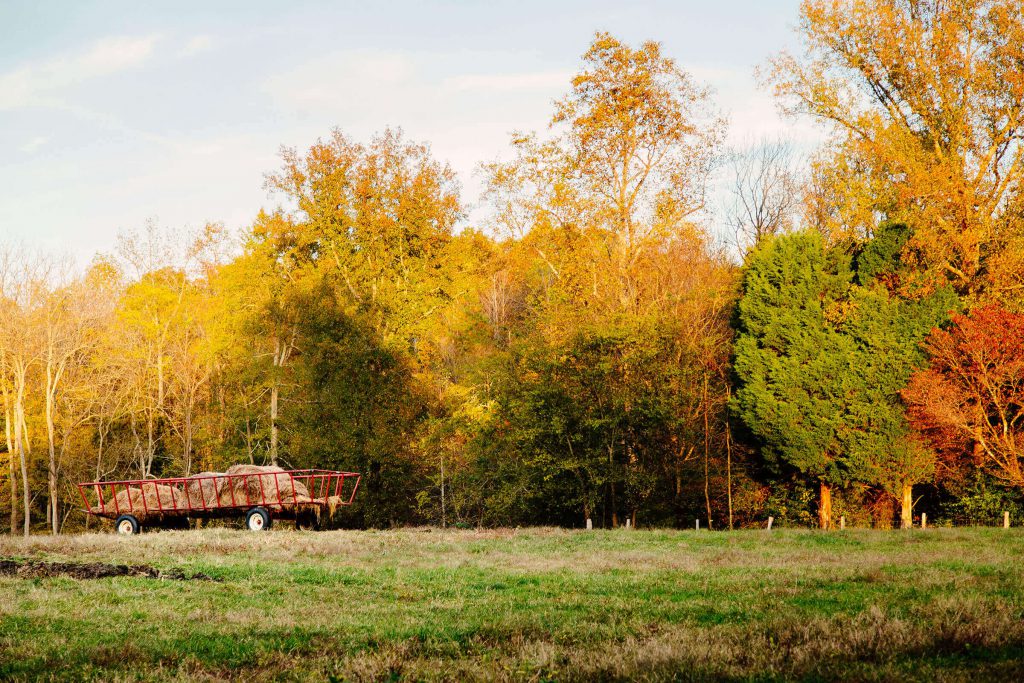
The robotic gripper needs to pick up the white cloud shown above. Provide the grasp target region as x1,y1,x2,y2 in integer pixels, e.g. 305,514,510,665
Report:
262,50,417,113
19,136,49,153
688,64,824,148
444,71,572,92
0,35,158,111
262,50,571,116
179,35,214,58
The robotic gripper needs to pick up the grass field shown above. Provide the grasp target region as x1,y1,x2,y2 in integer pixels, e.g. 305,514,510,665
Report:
1,527,1022,682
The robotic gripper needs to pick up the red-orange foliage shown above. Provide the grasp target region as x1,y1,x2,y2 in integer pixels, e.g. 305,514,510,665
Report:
903,305,1024,488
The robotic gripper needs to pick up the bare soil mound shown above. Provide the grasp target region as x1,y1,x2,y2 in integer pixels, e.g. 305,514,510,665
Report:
0,558,215,581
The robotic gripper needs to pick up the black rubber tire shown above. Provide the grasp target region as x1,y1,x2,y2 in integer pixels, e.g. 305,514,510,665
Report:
245,507,271,531
114,514,141,535
295,512,319,531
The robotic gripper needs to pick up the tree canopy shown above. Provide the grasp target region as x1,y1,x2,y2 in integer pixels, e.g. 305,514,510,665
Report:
3,22,1024,535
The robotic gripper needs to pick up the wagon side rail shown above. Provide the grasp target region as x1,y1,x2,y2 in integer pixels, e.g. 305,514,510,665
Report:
78,469,362,519
286,470,361,507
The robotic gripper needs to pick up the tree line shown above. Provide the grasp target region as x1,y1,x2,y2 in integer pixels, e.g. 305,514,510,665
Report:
3,1,1024,534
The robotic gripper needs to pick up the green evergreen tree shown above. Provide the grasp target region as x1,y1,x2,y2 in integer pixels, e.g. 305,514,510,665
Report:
733,227,956,528
733,231,854,528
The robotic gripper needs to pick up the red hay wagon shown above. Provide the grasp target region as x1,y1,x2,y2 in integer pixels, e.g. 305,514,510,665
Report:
78,468,361,534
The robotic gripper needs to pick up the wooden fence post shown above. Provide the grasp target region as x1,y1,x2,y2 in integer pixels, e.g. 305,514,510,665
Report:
586,518,593,531
1005,511,1010,529
840,516,845,530
766,516,774,531
696,518,700,531
921,513,926,529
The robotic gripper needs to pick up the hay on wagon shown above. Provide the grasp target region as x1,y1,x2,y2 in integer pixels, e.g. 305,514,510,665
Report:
100,483,188,522
183,471,225,508
216,464,312,510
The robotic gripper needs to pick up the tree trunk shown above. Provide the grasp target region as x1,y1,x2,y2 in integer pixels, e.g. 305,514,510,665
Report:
269,334,293,467
183,396,193,476
46,367,58,535
610,480,618,528
218,383,227,446
16,400,30,537
818,481,832,530
269,384,279,466
900,483,913,529
4,392,16,535
7,434,15,534
245,416,254,464
703,374,712,530
725,413,734,531
130,416,143,478
157,350,165,411
608,443,617,528
146,411,155,478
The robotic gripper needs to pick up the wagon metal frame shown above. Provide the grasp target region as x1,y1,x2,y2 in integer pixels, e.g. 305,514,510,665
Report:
78,469,361,533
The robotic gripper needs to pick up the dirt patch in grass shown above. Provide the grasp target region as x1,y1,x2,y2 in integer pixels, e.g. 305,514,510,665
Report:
0,557,216,581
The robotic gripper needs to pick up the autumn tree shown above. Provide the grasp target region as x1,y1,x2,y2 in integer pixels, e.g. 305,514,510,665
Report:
768,0,1024,300
236,128,464,521
0,248,55,536
904,305,1024,490
475,33,735,528
484,32,725,317
263,127,461,347
40,265,110,533
552,32,725,250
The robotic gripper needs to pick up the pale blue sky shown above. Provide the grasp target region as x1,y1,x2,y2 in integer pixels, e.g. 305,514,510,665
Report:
0,0,815,261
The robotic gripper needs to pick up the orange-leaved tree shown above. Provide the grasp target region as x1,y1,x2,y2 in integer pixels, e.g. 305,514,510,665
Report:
904,305,1024,489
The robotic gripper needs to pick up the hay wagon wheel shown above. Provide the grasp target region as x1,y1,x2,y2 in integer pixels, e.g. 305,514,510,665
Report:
115,514,141,535
295,511,319,531
245,507,271,531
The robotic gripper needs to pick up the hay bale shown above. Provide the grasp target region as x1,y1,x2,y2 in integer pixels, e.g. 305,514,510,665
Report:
326,495,344,518
109,483,188,521
217,464,311,508
184,472,224,508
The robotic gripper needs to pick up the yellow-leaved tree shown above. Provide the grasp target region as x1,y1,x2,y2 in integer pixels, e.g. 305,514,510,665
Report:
479,32,737,528
767,0,1024,302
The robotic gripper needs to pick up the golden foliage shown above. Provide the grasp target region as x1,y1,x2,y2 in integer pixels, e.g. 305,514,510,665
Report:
768,0,1024,301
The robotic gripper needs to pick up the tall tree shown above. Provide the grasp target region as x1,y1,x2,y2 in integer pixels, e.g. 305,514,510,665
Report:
733,231,854,528
767,0,1024,300
550,32,725,253
478,33,735,528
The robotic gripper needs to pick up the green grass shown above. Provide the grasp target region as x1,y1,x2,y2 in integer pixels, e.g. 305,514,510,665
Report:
1,527,1023,681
